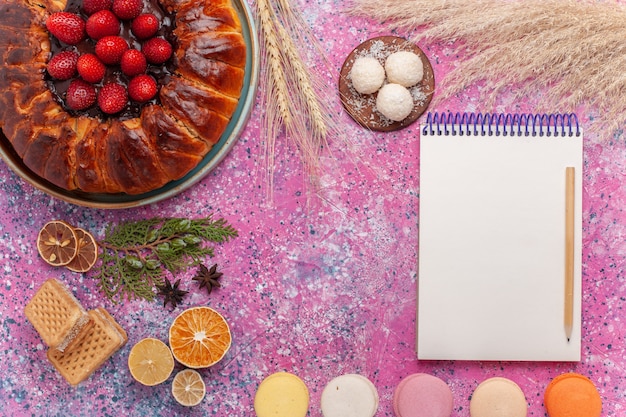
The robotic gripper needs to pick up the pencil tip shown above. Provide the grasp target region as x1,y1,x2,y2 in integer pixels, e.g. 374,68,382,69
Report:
567,338,570,342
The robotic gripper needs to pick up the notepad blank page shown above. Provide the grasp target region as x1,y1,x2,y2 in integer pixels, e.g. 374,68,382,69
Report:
417,132,582,361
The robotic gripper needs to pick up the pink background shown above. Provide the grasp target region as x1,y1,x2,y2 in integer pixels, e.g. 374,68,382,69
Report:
1,0,625,415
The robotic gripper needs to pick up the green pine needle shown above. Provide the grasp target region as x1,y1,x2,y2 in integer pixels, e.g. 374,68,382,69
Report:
92,216,237,304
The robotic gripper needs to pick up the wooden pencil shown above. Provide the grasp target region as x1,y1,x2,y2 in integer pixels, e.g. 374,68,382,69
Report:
565,167,575,342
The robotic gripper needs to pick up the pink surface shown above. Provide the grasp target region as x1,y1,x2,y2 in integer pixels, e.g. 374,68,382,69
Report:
1,0,625,416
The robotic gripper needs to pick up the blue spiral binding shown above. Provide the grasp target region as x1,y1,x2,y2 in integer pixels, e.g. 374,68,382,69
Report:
422,112,581,137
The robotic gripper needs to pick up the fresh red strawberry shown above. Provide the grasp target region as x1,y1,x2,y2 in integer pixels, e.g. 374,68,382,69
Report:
98,82,128,114
46,12,86,45
112,0,143,20
142,37,172,64
86,10,120,40
66,79,97,111
77,53,106,83
120,49,147,76
130,13,158,39
95,35,128,65
82,0,112,15
47,51,79,80
128,74,157,102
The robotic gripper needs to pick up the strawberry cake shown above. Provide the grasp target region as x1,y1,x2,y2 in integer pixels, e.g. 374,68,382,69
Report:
0,0,246,195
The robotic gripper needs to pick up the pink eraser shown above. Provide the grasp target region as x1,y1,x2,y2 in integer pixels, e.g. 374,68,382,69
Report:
393,373,453,417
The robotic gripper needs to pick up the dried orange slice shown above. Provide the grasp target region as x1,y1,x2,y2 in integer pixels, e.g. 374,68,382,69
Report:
37,220,78,266
128,337,175,386
65,227,98,273
172,369,206,406
169,306,232,369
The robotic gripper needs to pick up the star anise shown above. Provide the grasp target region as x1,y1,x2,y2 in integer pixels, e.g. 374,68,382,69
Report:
156,278,188,310
192,263,223,295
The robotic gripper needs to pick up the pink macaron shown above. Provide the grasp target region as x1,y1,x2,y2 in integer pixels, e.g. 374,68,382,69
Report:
393,373,453,417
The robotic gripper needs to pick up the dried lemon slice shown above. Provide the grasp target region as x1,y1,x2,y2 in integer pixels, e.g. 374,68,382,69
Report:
37,220,78,267
172,369,206,406
128,338,175,386
65,227,98,273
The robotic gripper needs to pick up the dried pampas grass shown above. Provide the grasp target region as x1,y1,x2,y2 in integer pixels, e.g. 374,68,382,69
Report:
347,0,626,133
257,0,338,199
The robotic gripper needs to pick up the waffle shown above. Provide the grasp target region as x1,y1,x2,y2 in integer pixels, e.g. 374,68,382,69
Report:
24,278,93,352
95,307,128,349
47,308,128,386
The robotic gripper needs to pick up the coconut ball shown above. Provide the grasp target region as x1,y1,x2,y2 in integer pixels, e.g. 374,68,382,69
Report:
376,83,414,122
385,51,424,87
350,56,386,94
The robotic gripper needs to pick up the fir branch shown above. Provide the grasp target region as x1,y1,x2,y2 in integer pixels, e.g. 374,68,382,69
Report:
92,216,237,304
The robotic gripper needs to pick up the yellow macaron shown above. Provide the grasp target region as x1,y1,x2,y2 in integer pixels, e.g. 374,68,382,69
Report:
254,372,309,417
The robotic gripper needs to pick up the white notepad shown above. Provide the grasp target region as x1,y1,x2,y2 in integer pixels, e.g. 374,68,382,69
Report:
417,112,583,361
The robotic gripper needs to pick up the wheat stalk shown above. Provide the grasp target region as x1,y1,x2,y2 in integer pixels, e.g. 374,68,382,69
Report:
277,24,328,140
274,23,323,167
256,0,340,199
346,0,626,135
272,0,333,141
257,0,292,196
